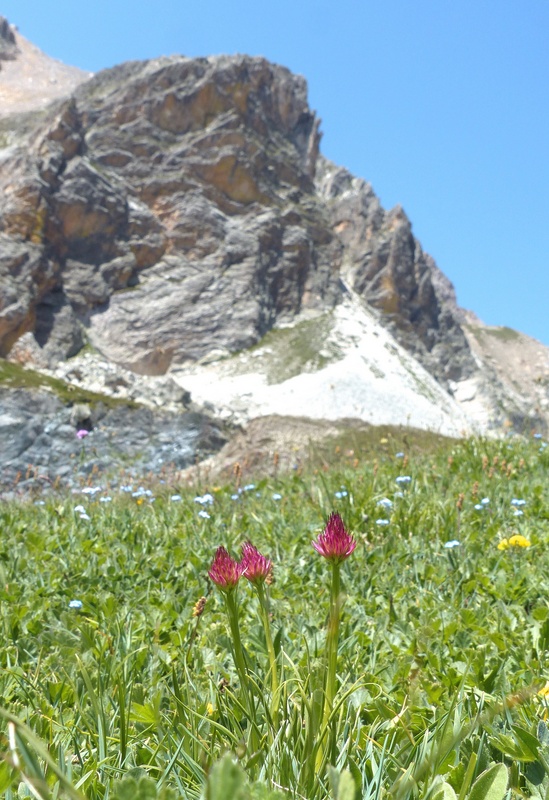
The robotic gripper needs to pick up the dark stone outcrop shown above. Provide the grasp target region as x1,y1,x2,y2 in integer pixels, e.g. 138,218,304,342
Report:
0,385,228,493
316,159,476,384
0,17,18,62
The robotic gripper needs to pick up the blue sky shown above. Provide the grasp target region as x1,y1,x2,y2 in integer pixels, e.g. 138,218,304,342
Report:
3,1,548,344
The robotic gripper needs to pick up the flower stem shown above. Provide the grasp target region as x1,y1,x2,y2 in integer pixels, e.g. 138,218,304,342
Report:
316,561,341,771
224,591,251,709
255,582,280,727
223,591,261,759
326,562,341,716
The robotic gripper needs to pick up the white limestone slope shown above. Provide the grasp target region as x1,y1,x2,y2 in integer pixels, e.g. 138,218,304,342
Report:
171,293,478,437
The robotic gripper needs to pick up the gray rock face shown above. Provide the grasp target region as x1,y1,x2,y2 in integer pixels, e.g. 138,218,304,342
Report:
0,52,470,382
0,386,228,493
315,159,476,384
0,56,341,374
0,46,547,438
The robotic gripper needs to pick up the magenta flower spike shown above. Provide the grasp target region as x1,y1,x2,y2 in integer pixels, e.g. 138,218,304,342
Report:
241,542,272,585
312,512,356,564
208,546,244,592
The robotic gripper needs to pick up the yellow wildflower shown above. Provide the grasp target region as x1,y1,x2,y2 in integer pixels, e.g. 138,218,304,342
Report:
497,539,509,551
206,703,215,716
508,534,531,548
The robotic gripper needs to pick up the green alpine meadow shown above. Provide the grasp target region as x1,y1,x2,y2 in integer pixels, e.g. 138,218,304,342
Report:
2,432,549,799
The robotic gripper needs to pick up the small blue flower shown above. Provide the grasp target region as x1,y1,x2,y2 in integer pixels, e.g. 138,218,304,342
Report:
334,490,348,499
394,491,404,499
231,494,240,500
74,504,86,513
474,504,484,511
481,497,490,505
376,519,390,526
395,452,405,458
100,496,112,503
69,599,83,609
170,494,182,502
444,540,460,549
534,433,543,439
243,484,256,492
34,500,45,506
82,486,101,495
511,498,526,507
395,476,411,485
272,493,282,500
79,513,91,521
513,509,524,517
194,493,214,505
377,498,393,509
120,485,134,493
198,510,211,519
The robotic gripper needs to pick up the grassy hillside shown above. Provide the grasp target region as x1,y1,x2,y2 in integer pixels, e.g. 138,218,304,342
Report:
1,433,549,798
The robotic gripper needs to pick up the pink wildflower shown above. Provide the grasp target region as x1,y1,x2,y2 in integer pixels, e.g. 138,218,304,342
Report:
76,429,89,440
241,542,272,585
208,547,244,592
312,512,356,564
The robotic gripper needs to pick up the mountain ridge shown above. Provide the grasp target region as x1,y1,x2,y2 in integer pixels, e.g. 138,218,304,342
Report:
0,23,548,466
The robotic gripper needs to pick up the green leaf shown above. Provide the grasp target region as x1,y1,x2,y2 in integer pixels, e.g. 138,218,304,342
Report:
431,781,458,800
249,784,287,799
347,757,363,800
338,771,357,800
490,731,535,762
112,777,138,800
130,702,158,726
206,754,249,800
329,767,356,800
0,761,14,794
137,776,158,800
513,725,541,760
467,764,508,800
525,760,546,786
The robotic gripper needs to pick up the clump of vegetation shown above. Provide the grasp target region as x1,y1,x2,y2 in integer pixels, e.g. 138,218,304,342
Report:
225,312,344,384
465,324,521,344
0,358,138,409
1,433,549,798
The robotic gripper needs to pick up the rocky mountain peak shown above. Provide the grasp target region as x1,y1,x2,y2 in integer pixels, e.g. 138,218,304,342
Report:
0,17,18,61
0,18,90,117
0,41,548,442
316,158,476,384
1,53,341,375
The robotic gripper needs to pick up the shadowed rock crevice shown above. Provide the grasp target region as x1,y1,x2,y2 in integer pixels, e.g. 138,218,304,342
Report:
0,17,18,62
